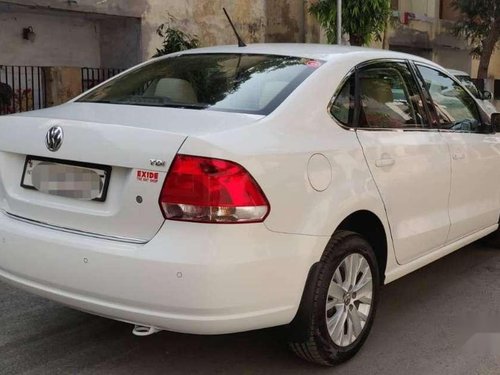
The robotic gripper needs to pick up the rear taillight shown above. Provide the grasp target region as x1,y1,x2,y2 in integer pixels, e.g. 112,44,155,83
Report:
159,155,270,223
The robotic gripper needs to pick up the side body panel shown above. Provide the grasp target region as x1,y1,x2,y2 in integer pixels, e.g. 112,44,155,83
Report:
357,130,451,264
415,63,500,243
442,132,500,241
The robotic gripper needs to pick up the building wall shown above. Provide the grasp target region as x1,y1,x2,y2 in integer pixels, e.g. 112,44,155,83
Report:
471,49,500,80
440,0,460,21
387,0,499,81
140,0,267,59
0,0,146,18
98,17,142,68
0,1,142,68
0,10,101,67
139,0,318,58
0,0,318,66
265,0,304,42
399,0,438,18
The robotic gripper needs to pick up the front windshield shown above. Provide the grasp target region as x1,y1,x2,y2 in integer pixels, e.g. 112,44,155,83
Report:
78,54,323,115
455,75,481,99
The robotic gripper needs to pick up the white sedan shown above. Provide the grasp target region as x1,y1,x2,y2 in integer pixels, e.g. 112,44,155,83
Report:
0,44,499,366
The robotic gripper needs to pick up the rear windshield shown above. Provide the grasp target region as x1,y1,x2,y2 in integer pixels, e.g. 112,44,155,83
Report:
78,54,323,115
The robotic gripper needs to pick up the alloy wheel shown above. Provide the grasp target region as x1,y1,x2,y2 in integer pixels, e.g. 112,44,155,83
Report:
325,253,373,347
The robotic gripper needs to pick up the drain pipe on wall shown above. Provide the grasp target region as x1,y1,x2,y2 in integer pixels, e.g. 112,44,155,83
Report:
337,0,342,45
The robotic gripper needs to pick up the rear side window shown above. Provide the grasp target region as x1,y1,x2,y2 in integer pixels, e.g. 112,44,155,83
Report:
358,63,428,129
330,76,355,125
78,54,323,115
330,61,429,129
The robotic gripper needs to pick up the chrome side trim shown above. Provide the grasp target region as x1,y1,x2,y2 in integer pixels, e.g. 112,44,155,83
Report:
1,210,148,244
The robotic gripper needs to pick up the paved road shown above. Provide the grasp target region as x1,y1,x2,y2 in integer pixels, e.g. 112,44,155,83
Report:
2,242,500,375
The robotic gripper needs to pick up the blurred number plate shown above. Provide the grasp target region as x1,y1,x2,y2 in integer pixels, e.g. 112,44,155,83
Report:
21,156,111,202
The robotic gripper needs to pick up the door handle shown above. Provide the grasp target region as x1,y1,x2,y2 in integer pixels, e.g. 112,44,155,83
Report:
375,158,395,168
452,152,465,160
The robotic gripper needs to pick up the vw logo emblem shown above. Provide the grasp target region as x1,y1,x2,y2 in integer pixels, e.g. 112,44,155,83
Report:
45,126,64,152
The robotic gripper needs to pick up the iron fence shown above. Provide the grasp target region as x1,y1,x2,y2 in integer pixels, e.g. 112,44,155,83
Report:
0,65,46,115
81,67,125,92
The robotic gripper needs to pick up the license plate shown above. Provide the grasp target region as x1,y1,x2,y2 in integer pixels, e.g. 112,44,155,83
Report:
21,156,111,202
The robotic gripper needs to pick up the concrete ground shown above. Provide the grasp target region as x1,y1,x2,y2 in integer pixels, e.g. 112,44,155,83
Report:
2,242,500,375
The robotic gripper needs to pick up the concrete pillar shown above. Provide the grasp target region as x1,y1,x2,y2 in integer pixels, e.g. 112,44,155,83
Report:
43,67,82,107
304,0,321,43
484,78,495,96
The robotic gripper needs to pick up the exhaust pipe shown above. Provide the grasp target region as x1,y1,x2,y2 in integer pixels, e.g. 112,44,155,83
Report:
132,324,161,337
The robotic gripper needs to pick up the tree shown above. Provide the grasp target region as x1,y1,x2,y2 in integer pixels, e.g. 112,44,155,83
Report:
153,16,199,57
309,0,391,46
452,0,500,79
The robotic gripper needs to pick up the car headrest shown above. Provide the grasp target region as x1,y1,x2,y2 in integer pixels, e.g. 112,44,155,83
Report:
360,78,393,104
148,78,198,103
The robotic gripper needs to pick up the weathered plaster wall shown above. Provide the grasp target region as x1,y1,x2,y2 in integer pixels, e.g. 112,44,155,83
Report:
43,66,82,106
0,0,148,18
141,0,324,58
99,17,142,68
440,0,460,21
265,0,303,42
0,10,101,67
1,0,320,65
434,47,471,73
140,0,267,59
386,18,472,74
398,0,439,19
385,0,500,80
471,52,500,79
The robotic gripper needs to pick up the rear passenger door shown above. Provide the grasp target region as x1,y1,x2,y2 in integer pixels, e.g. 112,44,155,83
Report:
332,61,451,264
416,64,500,241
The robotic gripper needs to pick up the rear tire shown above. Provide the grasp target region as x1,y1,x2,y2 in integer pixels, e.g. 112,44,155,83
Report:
288,230,380,366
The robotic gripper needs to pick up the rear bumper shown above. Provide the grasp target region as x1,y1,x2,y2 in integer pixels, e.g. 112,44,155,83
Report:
0,212,327,334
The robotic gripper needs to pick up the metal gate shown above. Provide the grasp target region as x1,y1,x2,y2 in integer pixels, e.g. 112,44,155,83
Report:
0,65,46,115
81,67,124,92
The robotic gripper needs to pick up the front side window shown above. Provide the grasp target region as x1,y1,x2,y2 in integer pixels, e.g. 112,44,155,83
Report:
78,54,323,115
455,75,481,99
417,65,481,132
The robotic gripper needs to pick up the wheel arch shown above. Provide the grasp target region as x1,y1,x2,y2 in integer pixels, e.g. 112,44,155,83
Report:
336,210,388,284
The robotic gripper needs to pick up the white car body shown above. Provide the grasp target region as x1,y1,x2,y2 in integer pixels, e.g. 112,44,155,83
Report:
447,68,498,116
0,44,499,339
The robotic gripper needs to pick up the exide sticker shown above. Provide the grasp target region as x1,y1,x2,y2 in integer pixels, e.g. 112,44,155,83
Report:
137,170,159,183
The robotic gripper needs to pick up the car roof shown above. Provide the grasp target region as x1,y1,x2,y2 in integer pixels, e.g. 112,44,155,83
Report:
178,43,438,66
446,68,469,77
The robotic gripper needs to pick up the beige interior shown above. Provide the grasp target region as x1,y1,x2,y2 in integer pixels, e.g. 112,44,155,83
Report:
145,78,198,103
360,78,394,104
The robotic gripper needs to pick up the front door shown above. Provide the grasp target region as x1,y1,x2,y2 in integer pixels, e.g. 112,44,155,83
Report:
416,64,500,241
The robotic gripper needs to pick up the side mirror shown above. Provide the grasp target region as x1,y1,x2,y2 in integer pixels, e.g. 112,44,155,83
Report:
482,90,493,100
491,113,500,132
